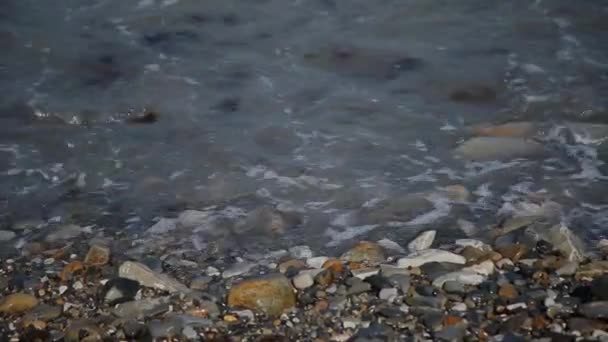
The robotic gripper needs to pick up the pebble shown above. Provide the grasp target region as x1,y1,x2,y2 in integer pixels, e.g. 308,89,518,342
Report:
205,266,221,277
307,256,329,269
462,260,495,276
591,275,608,300
293,272,314,290
342,317,360,329
351,267,380,280
278,259,307,274
0,293,39,314
499,283,519,300
379,288,398,301
408,230,436,253
227,274,296,317
556,261,578,276
84,244,110,266
222,262,255,279
341,241,386,264
397,249,466,268
433,271,486,288
44,224,83,243
113,297,171,318
455,239,491,250
289,245,313,259
579,301,608,319
377,238,406,254
101,277,140,305
119,261,190,293
452,303,467,312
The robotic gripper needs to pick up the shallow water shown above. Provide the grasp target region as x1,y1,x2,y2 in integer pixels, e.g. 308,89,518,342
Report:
1,0,608,252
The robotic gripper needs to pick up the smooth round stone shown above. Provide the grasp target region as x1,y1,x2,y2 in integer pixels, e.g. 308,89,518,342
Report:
452,302,467,312
0,293,39,314
443,281,467,294
292,272,314,290
101,277,140,305
579,301,608,319
227,274,296,317
379,288,398,301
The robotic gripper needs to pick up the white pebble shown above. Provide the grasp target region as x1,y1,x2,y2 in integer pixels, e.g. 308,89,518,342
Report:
507,302,527,311
379,288,398,301
73,281,84,290
292,273,314,290
306,256,328,269
206,266,220,277
452,303,467,312
59,285,68,295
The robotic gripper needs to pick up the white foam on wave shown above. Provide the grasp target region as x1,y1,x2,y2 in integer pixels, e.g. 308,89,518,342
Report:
405,193,451,226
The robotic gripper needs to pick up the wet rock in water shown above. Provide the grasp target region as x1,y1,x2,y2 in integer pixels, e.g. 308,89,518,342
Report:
101,277,140,305
496,244,528,262
64,319,103,342
302,44,423,80
449,84,497,103
189,276,212,291
22,304,62,323
347,278,372,295
289,245,313,259
118,261,189,293
579,301,608,319
379,288,398,301
576,260,608,279
84,244,110,266
469,121,537,138
0,293,38,314
341,241,386,264
407,230,436,253
541,225,586,262
591,275,608,300
435,325,467,341
227,274,295,317
44,224,83,243
222,262,255,279
177,210,211,230
239,206,301,235
253,126,300,154
113,297,171,319
146,218,178,234
556,261,579,277
397,249,466,268
377,238,406,254
454,137,544,161
0,230,16,241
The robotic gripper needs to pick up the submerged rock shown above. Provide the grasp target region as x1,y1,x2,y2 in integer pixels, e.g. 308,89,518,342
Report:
454,137,544,161
377,238,406,254
469,121,537,138
84,244,110,266
407,230,436,253
227,274,296,317
542,224,586,262
118,261,189,294
113,297,171,319
397,249,466,268
44,224,83,243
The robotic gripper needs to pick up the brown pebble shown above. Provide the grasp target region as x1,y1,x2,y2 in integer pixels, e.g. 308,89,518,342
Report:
443,315,463,326
60,261,85,282
314,300,329,313
497,244,527,262
322,259,344,274
84,245,110,266
532,315,548,330
0,293,39,315
498,283,519,300
340,241,386,264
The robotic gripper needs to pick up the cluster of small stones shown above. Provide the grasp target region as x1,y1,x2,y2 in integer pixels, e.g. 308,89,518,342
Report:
3,220,608,342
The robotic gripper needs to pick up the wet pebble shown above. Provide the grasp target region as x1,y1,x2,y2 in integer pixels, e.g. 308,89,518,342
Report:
227,274,295,317
101,277,140,305
407,230,436,253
